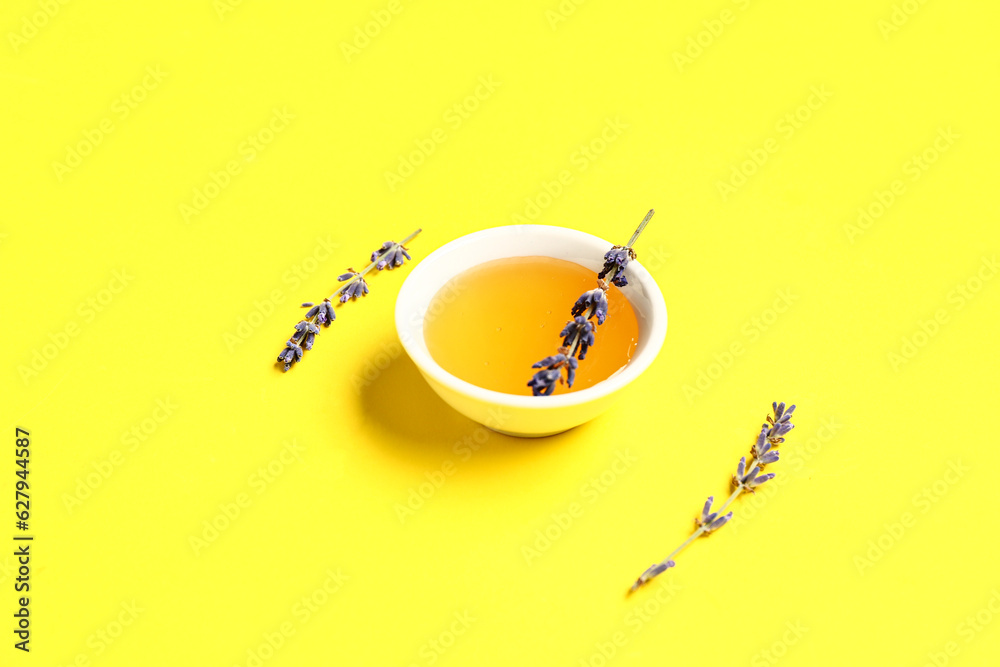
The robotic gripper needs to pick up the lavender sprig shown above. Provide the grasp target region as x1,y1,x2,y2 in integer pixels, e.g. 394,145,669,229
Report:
629,402,797,593
527,209,654,396
276,229,421,372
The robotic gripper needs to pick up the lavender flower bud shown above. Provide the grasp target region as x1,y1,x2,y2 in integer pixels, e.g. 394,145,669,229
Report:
277,340,304,372
340,276,369,302
629,560,675,592
640,560,674,580
696,496,718,528
532,354,569,369
560,316,596,360
765,403,796,444
571,288,609,325
598,246,635,288
772,422,794,437
527,368,561,396
304,332,316,350
704,512,732,533
649,561,674,577
564,356,578,387
317,301,336,327
305,304,320,318
301,302,315,308
528,353,578,393
735,458,773,492
371,241,393,265
372,242,412,270
752,472,775,488
751,427,779,465
758,449,780,466
388,245,411,269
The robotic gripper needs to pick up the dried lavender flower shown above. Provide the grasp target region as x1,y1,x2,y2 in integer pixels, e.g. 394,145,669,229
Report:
704,511,733,533
598,245,636,287
527,368,561,396
372,241,412,270
733,457,774,492
338,271,369,302
560,316,595,360
632,560,674,589
275,230,421,372
629,401,797,593
528,354,579,395
571,288,609,325
277,340,304,372
316,300,336,327
752,427,779,466
695,496,718,529
766,403,796,444
528,210,655,395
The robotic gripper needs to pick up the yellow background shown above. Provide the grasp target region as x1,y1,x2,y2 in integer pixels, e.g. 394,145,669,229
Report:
2,0,999,665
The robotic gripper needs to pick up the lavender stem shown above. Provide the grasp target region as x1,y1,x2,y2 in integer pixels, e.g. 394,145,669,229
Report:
629,402,796,592
626,209,655,249
328,229,422,300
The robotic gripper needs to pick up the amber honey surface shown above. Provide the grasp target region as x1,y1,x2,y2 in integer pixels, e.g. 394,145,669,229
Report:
424,256,639,395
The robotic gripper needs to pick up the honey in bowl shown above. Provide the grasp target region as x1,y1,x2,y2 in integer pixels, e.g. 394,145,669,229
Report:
423,256,639,395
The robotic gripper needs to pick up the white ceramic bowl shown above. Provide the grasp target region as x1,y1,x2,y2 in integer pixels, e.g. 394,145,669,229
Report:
394,225,667,437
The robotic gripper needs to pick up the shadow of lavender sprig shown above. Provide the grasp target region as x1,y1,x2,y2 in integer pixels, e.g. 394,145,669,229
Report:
629,402,796,592
527,209,654,396
276,229,421,372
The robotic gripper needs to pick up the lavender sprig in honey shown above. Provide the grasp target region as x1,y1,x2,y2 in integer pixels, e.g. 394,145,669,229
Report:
527,210,654,396
629,402,796,592
276,229,421,372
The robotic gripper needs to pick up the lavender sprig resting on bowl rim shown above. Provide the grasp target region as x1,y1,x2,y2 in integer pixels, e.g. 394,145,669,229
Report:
528,209,654,396
628,402,796,593
275,229,420,372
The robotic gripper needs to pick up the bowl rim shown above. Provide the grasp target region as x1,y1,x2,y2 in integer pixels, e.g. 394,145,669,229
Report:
395,224,667,409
